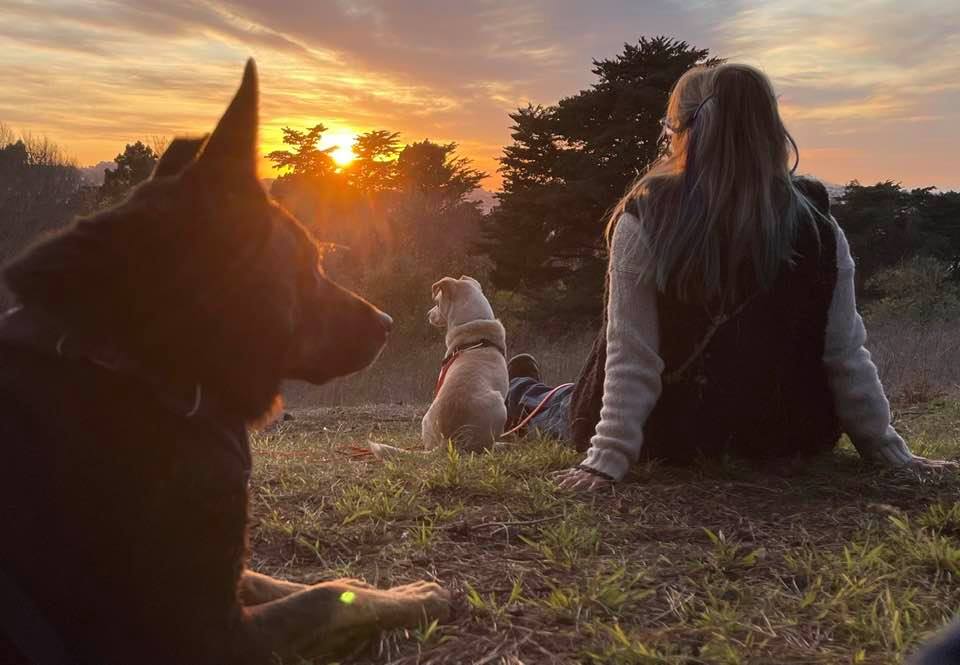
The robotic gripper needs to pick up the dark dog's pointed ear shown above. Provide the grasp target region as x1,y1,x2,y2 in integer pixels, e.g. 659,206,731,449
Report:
197,58,258,175
431,277,458,300
152,136,208,178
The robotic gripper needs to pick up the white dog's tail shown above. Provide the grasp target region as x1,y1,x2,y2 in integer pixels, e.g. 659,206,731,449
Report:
367,442,435,461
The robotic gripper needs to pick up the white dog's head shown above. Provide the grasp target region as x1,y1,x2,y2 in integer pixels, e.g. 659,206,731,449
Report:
428,275,495,328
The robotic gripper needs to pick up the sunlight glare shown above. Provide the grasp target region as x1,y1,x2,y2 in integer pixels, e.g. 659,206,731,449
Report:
319,130,357,166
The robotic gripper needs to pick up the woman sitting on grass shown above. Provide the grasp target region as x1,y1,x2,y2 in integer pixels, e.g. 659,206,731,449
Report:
504,62,956,491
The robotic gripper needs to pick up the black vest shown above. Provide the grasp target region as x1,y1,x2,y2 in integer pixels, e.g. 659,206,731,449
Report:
569,177,842,462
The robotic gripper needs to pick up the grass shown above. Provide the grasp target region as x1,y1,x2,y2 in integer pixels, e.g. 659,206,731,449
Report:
248,398,960,664
283,331,594,407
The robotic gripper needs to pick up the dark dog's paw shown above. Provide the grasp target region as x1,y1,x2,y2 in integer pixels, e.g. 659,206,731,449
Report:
387,581,452,624
330,577,375,590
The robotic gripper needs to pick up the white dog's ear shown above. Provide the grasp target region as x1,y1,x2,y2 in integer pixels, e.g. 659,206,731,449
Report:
459,275,482,289
431,276,458,301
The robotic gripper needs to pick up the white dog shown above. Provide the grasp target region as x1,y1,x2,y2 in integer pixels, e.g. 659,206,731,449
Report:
366,275,509,461
420,275,509,452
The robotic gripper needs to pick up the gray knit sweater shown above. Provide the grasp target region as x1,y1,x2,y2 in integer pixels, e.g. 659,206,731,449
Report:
581,212,914,481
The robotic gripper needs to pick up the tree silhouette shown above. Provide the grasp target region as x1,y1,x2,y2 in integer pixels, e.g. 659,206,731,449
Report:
833,181,960,292
266,124,337,179
99,141,158,204
396,140,486,213
263,125,487,338
481,36,718,321
346,130,400,194
0,130,84,307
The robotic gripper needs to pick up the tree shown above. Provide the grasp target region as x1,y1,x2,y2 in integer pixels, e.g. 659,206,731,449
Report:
479,104,565,296
917,189,960,272
268,124,349,253
99,141,158,204
265,126,488,326
481,36,719,321
387,140,486,255
396,140,486,213
346,130,401,194
833,181,960,293
0,131,84,307
266,124,336,179
360,140,489,339
834,181,929,293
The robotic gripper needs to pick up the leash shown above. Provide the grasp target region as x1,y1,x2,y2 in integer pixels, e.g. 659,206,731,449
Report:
434,342,484,396
501,382,575,438
343,340,508,463
350,340,567,460
343,382,575,462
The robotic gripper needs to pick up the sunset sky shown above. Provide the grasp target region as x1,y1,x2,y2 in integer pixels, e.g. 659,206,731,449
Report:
1,0,958,191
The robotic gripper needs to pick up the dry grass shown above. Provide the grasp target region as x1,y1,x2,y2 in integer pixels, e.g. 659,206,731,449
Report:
869,320,960,404
283,331,594,407
249,397,960,664
285,314,960,409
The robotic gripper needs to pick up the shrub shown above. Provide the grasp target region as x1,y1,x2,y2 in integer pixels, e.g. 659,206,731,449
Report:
863,257,960,323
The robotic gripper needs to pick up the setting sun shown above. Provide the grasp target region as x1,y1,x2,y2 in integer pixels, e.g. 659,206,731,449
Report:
319,130,356,166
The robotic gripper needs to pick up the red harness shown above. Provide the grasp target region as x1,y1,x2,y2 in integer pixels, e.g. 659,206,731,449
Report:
434,340,505,397
433,338,574,439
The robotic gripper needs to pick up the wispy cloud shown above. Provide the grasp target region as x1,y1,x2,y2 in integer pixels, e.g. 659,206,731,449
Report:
714,0,960,187
721,4,959,105
0,0,957,189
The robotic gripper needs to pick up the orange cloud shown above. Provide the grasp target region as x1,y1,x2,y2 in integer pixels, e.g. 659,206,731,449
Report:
1,0,958,191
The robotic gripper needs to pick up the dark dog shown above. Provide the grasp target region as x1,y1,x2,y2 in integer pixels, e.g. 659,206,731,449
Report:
0,60,449,664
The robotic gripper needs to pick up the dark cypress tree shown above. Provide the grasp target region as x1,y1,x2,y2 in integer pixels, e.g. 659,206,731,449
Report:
481,36,718,322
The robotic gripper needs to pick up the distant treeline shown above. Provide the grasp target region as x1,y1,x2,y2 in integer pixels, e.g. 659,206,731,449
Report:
3,36,959,330
0,121,492,337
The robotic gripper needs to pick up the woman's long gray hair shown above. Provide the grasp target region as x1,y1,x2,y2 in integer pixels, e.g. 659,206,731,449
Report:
608,63,818,303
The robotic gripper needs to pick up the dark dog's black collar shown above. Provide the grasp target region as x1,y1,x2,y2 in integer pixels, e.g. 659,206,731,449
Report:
442,338,506,365
0,306,135,372
0,306,250,475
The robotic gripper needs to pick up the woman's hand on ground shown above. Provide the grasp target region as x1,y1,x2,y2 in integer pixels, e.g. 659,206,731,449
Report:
552,467,614,492
906,455,959,472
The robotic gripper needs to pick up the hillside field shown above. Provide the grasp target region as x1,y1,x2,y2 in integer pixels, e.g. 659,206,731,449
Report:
248,399,960,664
